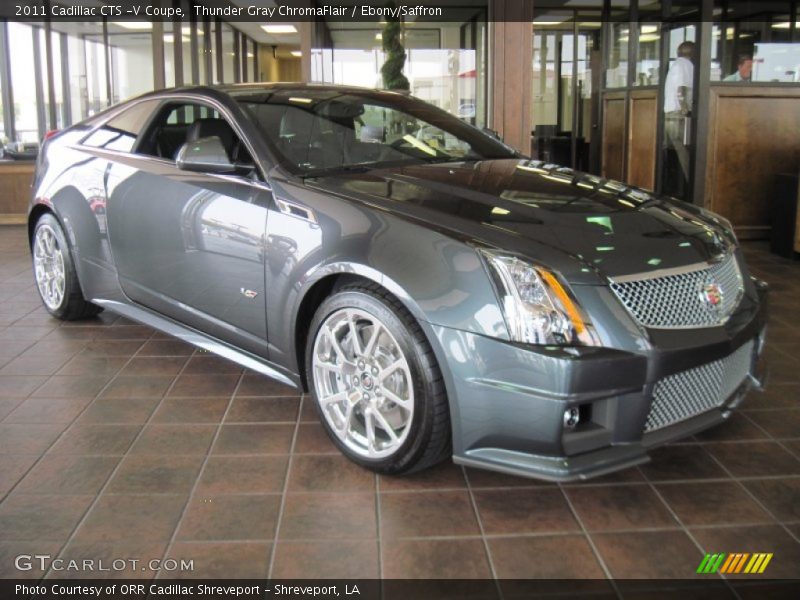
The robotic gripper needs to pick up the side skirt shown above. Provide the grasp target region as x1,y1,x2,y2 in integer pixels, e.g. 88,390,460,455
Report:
92,298,300,389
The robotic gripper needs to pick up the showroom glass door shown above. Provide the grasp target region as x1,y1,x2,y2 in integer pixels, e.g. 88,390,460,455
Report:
532,9,602,172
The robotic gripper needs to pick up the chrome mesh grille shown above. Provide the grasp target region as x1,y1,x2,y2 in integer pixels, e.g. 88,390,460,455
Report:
609,254,744,329
644,341,754,432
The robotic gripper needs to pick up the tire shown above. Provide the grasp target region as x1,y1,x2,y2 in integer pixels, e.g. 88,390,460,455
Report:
31,213,103,321
306,282,450,475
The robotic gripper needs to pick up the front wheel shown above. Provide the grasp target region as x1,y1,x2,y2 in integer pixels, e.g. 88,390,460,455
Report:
306,283,450,475
32,213,102,320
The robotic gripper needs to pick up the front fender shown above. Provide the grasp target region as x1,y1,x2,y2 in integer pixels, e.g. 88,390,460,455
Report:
265,180,509,376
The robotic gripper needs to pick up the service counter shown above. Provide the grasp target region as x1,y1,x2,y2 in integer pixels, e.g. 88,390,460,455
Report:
0,160,35,224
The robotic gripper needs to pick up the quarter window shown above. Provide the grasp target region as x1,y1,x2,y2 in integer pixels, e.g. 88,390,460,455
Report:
83,100,160,153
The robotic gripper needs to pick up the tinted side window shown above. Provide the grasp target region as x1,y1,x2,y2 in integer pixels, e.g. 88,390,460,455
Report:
83,100,160,153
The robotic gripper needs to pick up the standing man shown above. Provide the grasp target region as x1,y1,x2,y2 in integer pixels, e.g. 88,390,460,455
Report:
663,41,695,197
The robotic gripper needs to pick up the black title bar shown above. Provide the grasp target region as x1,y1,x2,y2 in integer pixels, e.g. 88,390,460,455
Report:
4,0,796,23
5,579,800,600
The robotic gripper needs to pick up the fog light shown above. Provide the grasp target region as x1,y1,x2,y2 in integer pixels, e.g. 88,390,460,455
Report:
563,407,580,430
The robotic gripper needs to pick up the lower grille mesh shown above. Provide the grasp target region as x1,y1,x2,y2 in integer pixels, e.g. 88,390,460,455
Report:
645,342,754,432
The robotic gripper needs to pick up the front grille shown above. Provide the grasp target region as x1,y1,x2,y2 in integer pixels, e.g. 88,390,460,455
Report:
644,341,754,432
609,253,744,329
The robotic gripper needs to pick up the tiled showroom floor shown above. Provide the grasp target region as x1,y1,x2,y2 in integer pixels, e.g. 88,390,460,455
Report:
0,224,799,583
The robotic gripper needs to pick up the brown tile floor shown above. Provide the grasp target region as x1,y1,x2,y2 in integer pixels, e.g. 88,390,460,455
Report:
0,224,799,582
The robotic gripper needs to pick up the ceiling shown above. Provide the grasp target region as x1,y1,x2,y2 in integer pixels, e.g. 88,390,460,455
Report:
226,0,300,45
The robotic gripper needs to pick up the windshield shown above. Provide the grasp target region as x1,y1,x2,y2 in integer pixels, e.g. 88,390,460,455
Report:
234,88,517,176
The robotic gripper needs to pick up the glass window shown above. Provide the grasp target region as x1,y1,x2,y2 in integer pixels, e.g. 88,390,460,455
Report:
83,31,109,116
319,10,489,127
198,21,209,85
635,23,661,86
222,23,236,83
708,2,800,83
606,22,629,88
210,21,218,83
45,22,109,129
8,22,39,143
181,24,193,85
46,30,65,129
532,10,600,171
83,99,160,153
165,28,176,88
532,22,559,134
752,38,800,82
107,25,155,103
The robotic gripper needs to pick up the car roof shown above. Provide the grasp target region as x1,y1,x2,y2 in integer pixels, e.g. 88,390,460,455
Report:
157,82,410,99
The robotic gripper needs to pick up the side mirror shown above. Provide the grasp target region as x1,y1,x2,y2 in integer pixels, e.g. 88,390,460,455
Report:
176,136,236,174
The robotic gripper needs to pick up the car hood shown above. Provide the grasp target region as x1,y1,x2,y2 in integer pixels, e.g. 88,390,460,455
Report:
306,159,734,285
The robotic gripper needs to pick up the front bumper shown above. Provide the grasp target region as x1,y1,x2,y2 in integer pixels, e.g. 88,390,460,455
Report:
433,282,769,482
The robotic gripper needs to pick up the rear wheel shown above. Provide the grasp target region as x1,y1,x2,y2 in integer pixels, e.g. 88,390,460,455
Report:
306,283,450,474
32,213,102,320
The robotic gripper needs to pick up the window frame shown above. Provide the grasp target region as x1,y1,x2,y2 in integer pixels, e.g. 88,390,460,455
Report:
90,93,268,183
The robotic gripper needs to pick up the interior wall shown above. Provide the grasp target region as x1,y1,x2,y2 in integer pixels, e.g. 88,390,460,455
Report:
257,47,302,82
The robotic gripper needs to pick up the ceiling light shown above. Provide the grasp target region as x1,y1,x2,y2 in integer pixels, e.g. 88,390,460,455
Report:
772,21,800,29
163,34,189,44
375,33,382,40
641,25,658,34
262,24,298,34
113,22,152,31
290,50,302,57
534,15,567,25
289,97,313,104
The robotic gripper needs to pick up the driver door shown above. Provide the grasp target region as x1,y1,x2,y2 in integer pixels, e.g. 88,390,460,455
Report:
105,101,272,357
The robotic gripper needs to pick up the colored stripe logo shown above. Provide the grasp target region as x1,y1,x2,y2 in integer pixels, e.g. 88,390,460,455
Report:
697,553,773,574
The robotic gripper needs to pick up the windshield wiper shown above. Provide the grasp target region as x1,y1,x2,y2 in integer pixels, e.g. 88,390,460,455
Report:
300,164,372,179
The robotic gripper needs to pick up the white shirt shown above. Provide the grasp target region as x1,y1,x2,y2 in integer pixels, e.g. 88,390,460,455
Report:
664,56,694,113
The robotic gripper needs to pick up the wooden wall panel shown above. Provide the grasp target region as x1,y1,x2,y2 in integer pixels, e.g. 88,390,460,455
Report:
627,91,658,191
705,86,800,238
0,163,35,217
602,93,626,182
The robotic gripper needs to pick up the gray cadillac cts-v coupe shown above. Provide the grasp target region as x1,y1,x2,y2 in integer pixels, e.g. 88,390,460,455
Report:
28,83,768,480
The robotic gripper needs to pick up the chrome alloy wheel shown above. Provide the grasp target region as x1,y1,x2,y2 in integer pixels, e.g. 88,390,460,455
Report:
312,308,415,459
33,224,66,310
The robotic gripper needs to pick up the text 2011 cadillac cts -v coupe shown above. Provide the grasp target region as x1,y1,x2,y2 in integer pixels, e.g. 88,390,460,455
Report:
29,84,768,480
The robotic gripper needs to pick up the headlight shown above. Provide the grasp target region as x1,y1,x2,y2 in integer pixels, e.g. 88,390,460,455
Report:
704,211,738,244
479,249,599,346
